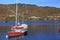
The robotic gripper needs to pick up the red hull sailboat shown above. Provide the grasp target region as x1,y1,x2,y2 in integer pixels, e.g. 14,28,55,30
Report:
8,32,24,38
6,0,28,39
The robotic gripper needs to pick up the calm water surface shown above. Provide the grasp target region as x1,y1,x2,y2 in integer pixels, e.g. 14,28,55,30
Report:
0,21,60,40
0,32,60,40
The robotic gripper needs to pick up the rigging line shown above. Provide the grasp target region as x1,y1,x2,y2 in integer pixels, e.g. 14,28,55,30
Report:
22,5,27,24
25,5,28,21
21,5,24,24
7,6,15,14
22,12,24,24
21,5,28,24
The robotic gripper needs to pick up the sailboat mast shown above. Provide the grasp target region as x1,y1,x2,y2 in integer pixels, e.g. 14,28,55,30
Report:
15,0,18,26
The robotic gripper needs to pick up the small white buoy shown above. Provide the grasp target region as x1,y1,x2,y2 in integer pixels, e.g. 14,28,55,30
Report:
6,35,8,38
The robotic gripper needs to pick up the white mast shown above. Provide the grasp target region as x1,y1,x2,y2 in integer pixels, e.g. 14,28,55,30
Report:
15,0,18,26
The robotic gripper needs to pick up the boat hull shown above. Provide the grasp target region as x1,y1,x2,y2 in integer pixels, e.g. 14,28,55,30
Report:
8,32,24,38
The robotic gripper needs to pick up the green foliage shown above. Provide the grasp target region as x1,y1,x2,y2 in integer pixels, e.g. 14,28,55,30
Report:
5,17,15,20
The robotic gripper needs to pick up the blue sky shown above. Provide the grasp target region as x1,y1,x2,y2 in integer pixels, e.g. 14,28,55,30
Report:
0,0,60,8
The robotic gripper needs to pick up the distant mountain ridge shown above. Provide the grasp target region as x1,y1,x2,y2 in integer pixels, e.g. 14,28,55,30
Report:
0,3,60,20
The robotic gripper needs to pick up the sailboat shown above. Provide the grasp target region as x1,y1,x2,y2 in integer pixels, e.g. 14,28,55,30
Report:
6,0,28,38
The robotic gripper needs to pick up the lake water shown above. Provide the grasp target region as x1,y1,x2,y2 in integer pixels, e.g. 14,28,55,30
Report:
0,32,60,40
0,21,60,26
0,21,60,40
